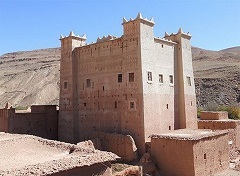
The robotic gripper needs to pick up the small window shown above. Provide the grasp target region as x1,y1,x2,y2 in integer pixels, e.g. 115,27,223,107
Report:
129,73,134,82
84,103,86,106
64,81,68,89
169,75,173,84
130,101,135,109
187,76,191,86
159,74,163,83
166,104,169,109
169,126,171,130
204,153,206,159
147,71,152,82
118,74,122,83
115,101,117,109
86,79,91,87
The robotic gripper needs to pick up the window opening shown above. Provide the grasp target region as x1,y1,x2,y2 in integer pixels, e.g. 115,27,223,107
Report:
130,102,135,109
187,76,191,86
169,75,173,84
159,74,163,83
115,101,117,109
147,71,152,82
118,73,123,83
86,79,91,87
64,81,68,89
129,73,134,82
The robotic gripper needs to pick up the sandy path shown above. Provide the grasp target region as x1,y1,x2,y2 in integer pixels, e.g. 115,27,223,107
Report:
0,136,69,170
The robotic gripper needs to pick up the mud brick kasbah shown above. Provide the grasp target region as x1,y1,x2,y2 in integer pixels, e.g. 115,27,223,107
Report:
1,13,239,176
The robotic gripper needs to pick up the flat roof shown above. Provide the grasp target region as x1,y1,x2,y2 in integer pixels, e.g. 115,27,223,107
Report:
150,129,228,141
0,132,118,175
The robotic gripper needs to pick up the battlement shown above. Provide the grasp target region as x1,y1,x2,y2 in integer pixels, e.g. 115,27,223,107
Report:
60,31,86,40
96,35,117,43
164,28,191,40
122,12,155,26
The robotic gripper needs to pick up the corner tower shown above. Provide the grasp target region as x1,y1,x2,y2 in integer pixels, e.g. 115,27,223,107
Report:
165,29,197,129
59,32,86,142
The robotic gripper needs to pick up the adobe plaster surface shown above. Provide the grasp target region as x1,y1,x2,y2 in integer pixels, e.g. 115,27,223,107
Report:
151,129,229,176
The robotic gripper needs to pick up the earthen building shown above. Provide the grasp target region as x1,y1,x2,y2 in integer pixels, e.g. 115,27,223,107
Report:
58,13,197,154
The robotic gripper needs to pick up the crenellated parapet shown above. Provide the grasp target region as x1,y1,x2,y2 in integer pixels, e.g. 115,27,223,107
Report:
60,31,87,40
164,28,191,40
96,35,117,43
122,12,155,26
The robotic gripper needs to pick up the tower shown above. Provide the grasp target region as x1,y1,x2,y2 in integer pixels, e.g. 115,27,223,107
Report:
165,29,197,129
59,32,86,142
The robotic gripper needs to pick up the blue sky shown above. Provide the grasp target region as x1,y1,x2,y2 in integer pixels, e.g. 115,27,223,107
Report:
0,0,239,55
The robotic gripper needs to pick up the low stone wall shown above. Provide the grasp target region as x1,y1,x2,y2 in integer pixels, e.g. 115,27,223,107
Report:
200,111,228,120
198,120,240,154
91,132,138,161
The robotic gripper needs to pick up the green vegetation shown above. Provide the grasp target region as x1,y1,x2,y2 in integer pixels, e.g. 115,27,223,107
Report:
217,106,240,120
199,103,240,120
15,106,28,110
197,109,202,118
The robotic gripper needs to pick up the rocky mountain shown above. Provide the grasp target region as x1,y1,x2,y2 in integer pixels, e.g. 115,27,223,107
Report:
0,46,239,109
192,46,240,109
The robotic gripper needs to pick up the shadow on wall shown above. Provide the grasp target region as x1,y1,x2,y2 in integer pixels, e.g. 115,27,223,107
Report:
0,105,58,140
90,131,138,162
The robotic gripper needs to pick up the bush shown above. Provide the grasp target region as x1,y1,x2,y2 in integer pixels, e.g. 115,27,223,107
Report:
217,106,240,120
15,106,28,110
197,109,202,118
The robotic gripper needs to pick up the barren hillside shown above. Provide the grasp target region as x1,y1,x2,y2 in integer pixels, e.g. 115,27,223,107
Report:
0,46,239,109
0,48,60,107
192,47,240,108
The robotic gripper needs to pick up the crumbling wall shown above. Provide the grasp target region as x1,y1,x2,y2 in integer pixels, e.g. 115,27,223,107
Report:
50,162,112,176
198,120,240,151
2,105,58,140
91,132,137,161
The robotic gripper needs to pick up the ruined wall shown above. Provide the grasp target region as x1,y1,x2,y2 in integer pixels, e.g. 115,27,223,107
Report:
193,134,229,176
200,111,228,120
91,132,137,161
151,133,228,176
198,120,240,150
3,105,58,140
50,162,112,176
